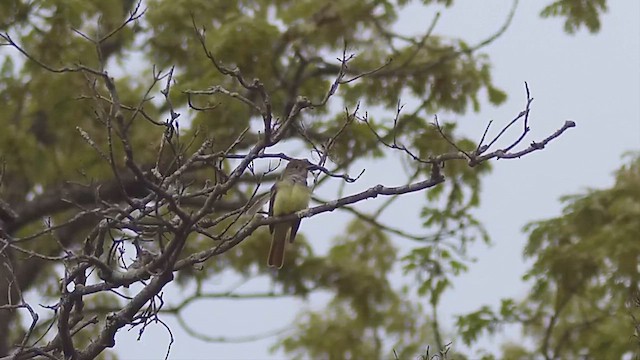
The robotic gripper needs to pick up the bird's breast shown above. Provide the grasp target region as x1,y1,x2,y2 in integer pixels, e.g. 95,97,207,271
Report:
273,183,311,215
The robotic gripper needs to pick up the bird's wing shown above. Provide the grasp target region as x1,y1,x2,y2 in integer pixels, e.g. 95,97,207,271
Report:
288,218,301,244
268,183,277,234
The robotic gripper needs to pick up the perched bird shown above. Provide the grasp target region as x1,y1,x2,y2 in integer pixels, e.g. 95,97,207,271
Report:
267,159,311,268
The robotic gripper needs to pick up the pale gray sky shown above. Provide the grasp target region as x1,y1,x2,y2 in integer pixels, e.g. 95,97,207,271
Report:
111,1,640,358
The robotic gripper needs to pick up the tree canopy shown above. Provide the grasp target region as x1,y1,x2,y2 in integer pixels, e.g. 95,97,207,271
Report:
457,153,640,359
0,0,612,359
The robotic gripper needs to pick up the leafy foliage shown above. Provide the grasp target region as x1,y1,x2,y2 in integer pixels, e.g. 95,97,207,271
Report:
458,153,640,359
0,0,599,359
540,0,608,34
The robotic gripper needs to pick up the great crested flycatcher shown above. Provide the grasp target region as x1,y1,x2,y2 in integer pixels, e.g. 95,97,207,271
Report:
267,159,311,269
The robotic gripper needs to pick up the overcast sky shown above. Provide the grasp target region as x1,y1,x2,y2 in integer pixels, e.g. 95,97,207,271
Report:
110,1,640,358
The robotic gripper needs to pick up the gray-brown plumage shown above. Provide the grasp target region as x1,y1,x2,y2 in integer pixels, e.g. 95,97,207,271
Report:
267,159,310,269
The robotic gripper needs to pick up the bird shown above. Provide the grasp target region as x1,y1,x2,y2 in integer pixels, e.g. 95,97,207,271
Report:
267,159,311,268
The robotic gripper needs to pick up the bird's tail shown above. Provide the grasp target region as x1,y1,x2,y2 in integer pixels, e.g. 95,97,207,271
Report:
267,223,288,269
